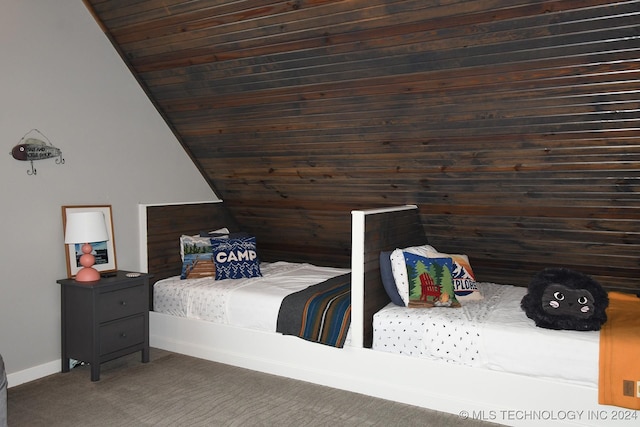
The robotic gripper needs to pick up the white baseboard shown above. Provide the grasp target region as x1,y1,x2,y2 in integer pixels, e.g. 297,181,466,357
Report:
7,360,60,388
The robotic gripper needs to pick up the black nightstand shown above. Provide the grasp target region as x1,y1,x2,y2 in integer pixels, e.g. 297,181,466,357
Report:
57,271,151,381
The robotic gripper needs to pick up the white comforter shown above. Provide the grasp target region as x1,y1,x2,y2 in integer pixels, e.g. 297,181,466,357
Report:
154,261,349,332
373,282,600,387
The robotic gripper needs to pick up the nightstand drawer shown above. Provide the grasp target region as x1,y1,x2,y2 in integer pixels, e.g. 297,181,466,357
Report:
97,285,147,322
99,315,145,355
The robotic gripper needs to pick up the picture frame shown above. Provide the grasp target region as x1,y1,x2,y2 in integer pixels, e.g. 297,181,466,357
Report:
62,205,117,278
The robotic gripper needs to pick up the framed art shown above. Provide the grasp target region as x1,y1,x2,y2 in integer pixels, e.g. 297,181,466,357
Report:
62,205,117,278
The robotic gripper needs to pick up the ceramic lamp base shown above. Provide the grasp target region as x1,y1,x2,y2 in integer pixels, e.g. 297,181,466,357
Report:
75,267,101,282
74,243,101,282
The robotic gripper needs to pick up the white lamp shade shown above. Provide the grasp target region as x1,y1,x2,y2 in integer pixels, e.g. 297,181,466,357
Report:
64,211,109,244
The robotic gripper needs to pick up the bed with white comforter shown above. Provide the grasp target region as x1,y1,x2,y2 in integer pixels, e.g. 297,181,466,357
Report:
154,261,350,337
373,282,599,387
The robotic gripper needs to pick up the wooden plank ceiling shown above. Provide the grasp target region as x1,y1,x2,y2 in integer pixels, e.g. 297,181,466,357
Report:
84,0,640,292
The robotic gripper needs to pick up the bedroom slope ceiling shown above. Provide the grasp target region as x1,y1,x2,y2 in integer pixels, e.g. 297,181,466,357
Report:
83,0,640,293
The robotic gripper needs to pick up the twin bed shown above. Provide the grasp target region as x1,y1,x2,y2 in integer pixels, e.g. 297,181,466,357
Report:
139,201,637,427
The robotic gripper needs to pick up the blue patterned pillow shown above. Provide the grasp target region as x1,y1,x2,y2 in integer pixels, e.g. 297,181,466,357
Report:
211,236,262,280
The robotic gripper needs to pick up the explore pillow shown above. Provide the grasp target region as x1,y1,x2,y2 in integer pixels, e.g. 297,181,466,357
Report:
444,253,482,301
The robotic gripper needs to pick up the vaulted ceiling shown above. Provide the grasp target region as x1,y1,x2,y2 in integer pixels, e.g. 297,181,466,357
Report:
83,0,640,292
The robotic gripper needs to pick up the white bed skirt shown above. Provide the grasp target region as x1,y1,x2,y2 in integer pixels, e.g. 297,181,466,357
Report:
149,311,636,427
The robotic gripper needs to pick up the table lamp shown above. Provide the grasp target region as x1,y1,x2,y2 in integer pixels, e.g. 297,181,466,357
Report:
64,211,109,282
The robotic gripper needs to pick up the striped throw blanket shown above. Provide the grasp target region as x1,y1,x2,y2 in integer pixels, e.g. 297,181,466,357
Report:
276,273,351,348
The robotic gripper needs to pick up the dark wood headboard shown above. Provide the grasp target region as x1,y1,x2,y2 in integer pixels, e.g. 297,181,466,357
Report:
353,205,428,348
141,201,239,285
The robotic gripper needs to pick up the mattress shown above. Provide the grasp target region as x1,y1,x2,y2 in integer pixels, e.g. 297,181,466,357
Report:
153,261,350,333
373,282,600,387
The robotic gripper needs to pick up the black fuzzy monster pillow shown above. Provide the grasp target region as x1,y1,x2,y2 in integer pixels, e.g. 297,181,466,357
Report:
521,268,609,331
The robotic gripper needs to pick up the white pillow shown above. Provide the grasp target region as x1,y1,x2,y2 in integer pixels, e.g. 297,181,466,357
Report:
389,248,411,306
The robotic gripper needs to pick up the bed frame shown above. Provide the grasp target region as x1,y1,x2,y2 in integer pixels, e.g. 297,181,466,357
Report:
139,202,633,427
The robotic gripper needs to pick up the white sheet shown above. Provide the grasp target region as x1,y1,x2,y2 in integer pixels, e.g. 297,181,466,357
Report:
481,284,599,386
153,261,349,332
373,282,600,387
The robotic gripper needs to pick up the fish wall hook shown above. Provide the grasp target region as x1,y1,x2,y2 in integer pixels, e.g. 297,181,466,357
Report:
11,129,64,175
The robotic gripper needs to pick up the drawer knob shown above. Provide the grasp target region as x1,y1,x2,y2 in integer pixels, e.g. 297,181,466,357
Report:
120,333,127,338
120,301,127,306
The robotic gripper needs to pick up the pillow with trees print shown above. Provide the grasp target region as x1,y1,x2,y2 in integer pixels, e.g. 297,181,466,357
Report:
390,249,461,308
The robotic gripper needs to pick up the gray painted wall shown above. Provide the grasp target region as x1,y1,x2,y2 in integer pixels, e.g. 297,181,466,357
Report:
0,0,217,384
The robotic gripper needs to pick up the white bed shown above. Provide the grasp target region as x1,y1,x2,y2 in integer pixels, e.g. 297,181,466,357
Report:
154,261,349,337
140,202,638,427
373,282,600,388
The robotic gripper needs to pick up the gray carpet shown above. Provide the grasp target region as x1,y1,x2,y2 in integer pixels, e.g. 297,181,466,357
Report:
8,349,500,426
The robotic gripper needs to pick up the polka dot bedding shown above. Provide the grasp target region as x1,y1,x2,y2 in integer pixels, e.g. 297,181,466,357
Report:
373,282,506,366
372,282,600,386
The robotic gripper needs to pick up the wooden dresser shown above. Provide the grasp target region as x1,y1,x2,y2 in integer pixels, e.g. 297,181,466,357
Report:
57,271,151,381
